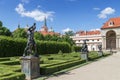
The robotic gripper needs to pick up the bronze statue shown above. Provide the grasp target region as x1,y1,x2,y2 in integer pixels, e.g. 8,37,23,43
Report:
23,23,38,57
81,39,89,53
98,44,102,51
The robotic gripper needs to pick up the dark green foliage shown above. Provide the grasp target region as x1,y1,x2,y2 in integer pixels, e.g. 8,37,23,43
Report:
0,21,11,36
12,28,27,38
0,61,20,65
0,36,71,57
34,32,44,40
40,59,86,75
0,21,3,27
0,27,11,36
37,41,71,54
0,72,25,80
72,45,82,52
0,36,27,57
64,30,74,36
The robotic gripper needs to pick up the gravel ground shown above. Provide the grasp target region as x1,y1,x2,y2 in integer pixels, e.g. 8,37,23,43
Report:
46,52,120,80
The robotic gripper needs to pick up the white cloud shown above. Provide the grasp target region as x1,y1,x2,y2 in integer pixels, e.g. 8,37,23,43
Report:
62,28,73,33
90,28,100,31
15,3,54,22
98,7,115,19
93,7,100,10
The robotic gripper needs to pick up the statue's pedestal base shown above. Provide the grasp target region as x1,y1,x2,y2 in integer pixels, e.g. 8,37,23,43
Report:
98,51,103,56
20,56,40,80
81,53,88,61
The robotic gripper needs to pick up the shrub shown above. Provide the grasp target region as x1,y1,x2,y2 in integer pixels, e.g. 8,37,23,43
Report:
37,41,71,54
40,59,86,75
0,72,25,80
0,36,71,57
0,36,26,57
72,45,82,52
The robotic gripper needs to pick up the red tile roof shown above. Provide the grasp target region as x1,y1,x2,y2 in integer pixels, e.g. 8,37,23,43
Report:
101,17,120,29
76,30,100,36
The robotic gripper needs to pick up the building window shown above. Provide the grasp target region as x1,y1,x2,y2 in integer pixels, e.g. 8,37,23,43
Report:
109,21,114,26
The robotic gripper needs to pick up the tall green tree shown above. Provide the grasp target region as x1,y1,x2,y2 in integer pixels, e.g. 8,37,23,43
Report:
34,32,44,40
0,21,3,27
0,21,11,36
12,28,27,38
65,31,74,36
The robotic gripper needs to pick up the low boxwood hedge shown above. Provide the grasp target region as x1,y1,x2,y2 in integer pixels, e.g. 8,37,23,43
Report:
0,72,25,80
0,60,20,65
40,59,86,75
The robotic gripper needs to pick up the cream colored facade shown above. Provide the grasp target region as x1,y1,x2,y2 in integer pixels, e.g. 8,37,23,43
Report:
101,28,120,51
71,17,120,52
71,33,102,51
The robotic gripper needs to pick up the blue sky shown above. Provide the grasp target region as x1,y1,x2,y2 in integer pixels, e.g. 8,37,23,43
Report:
0,0,119,33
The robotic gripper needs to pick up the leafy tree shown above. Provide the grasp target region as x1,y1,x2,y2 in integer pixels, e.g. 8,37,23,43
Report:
44,34,52,41
0,21,3,27
62,35,75,46
34,32,44,40
12,28,27,38
0,21,11,36
65,31,74,36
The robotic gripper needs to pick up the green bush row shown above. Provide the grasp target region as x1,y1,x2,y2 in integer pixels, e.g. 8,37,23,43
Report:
0,60,20,65
40,59,86,75
72,45,82,52
0,36,71,57
0,72,25,80
0,36,26,57
37,41,71,54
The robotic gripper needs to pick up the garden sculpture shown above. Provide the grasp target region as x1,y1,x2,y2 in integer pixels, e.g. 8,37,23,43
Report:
23,23,38,57
81,39,89,54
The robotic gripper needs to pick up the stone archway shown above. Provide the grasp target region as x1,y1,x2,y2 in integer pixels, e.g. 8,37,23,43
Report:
106,30,116,49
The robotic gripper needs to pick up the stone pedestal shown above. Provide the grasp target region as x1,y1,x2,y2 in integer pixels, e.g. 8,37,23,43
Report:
81,53,88,61
21,56,40,80
98,51,103,56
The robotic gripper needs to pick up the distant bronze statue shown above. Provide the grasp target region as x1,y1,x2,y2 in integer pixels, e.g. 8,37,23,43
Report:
98,43,103,56
98,44,102,51
81,39,89,53
23,23,38,57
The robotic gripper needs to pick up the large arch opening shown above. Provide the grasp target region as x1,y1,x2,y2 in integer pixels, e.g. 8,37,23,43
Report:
106,30,116,49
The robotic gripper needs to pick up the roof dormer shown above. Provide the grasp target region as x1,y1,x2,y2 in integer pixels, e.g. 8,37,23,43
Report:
109,21,114,26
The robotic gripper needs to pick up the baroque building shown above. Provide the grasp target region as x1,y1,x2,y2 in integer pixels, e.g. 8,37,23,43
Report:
71,17,120,52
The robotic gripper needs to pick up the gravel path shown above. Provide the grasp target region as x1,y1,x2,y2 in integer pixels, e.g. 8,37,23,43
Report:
46,52,120,80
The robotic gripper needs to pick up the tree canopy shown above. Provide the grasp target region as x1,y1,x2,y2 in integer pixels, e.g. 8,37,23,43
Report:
0,21,11,36
12,28,27,38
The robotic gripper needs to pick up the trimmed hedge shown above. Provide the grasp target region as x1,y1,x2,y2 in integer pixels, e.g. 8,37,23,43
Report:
0,72,25,80
37,41,71,54
0,36,26,57
0,36,71,57
72,45,82,52
40,59,86,75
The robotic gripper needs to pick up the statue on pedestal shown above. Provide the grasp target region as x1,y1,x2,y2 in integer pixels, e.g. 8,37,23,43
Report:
81,39,89,61
81,40,89,53
98,44,102,51
98,43,103,56
23,23,38,57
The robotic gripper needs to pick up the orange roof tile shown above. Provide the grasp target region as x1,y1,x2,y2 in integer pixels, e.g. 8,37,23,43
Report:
76,30,101,36
101,17,120,29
